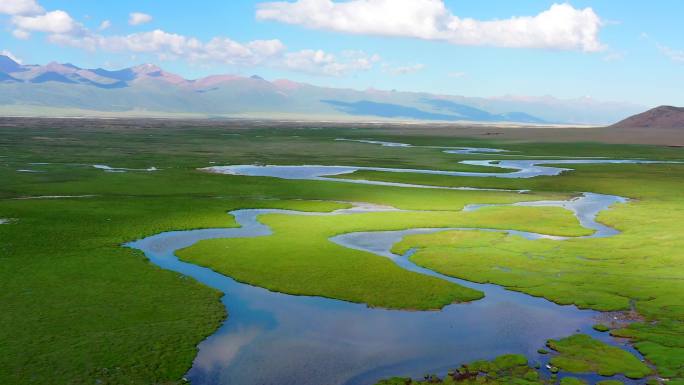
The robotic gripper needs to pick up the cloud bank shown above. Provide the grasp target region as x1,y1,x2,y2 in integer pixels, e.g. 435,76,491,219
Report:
0,0,43,16
0,0,381,76
257,0,604,52
283,50,379,76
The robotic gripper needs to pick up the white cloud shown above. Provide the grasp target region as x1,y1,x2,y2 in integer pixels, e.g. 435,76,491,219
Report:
383,63,424,75
282,49,379,76
12,10,81,35
50,29,288,66
0,0,43,15
12,29,31,39
98,20,111,31
52,27,381,76
129,12,152,26
106,30,195,55
658,44,684,64
257,0,605,52
200,37,286,64
1,49,22,63
448,71,466,78
52,28,377,75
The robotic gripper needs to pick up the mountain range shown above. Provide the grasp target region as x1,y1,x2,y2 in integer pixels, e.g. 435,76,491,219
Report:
0,55,645,124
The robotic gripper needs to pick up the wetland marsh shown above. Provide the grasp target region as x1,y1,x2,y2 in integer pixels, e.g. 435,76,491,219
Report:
1,119,683,385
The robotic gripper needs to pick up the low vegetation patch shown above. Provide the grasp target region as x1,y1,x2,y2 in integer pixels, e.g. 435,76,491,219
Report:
375,354,541,385
559,377,587,385
546,334,651,378
593,324,610,332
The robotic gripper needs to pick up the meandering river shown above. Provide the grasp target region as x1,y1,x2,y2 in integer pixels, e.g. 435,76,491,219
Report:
128,144,654,385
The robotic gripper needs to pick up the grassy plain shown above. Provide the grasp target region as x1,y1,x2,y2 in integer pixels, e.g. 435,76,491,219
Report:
1,118,683,384
0,196,348,384
0,121,572,383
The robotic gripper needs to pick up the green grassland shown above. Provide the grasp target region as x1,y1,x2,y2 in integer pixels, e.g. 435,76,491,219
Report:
1,120,683,384
0,196,348,384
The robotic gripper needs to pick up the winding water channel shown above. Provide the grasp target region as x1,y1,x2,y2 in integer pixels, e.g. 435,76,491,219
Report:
128,143,658,385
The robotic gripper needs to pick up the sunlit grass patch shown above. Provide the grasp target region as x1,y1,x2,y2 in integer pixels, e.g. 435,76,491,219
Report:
178,205,586,309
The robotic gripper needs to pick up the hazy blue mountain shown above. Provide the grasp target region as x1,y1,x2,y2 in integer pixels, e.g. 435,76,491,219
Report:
420,99,546,123
321,99,546,123
30,72,78,84
0,55,645,124
495,112,546,124
323,100,465,121
0,55,23,73
0,72,20,83
91,68,136,82
422,98,497,121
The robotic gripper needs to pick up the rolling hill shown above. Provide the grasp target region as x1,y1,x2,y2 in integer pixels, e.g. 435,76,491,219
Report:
611,105,684,129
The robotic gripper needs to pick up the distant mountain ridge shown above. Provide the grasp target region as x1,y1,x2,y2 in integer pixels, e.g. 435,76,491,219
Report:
0,55,645,124
611,106,684,129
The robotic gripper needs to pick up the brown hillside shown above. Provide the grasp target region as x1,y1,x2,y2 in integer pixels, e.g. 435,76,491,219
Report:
611,105,684,129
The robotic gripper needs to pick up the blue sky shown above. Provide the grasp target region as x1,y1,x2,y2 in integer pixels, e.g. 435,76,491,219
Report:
1,0,682,106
